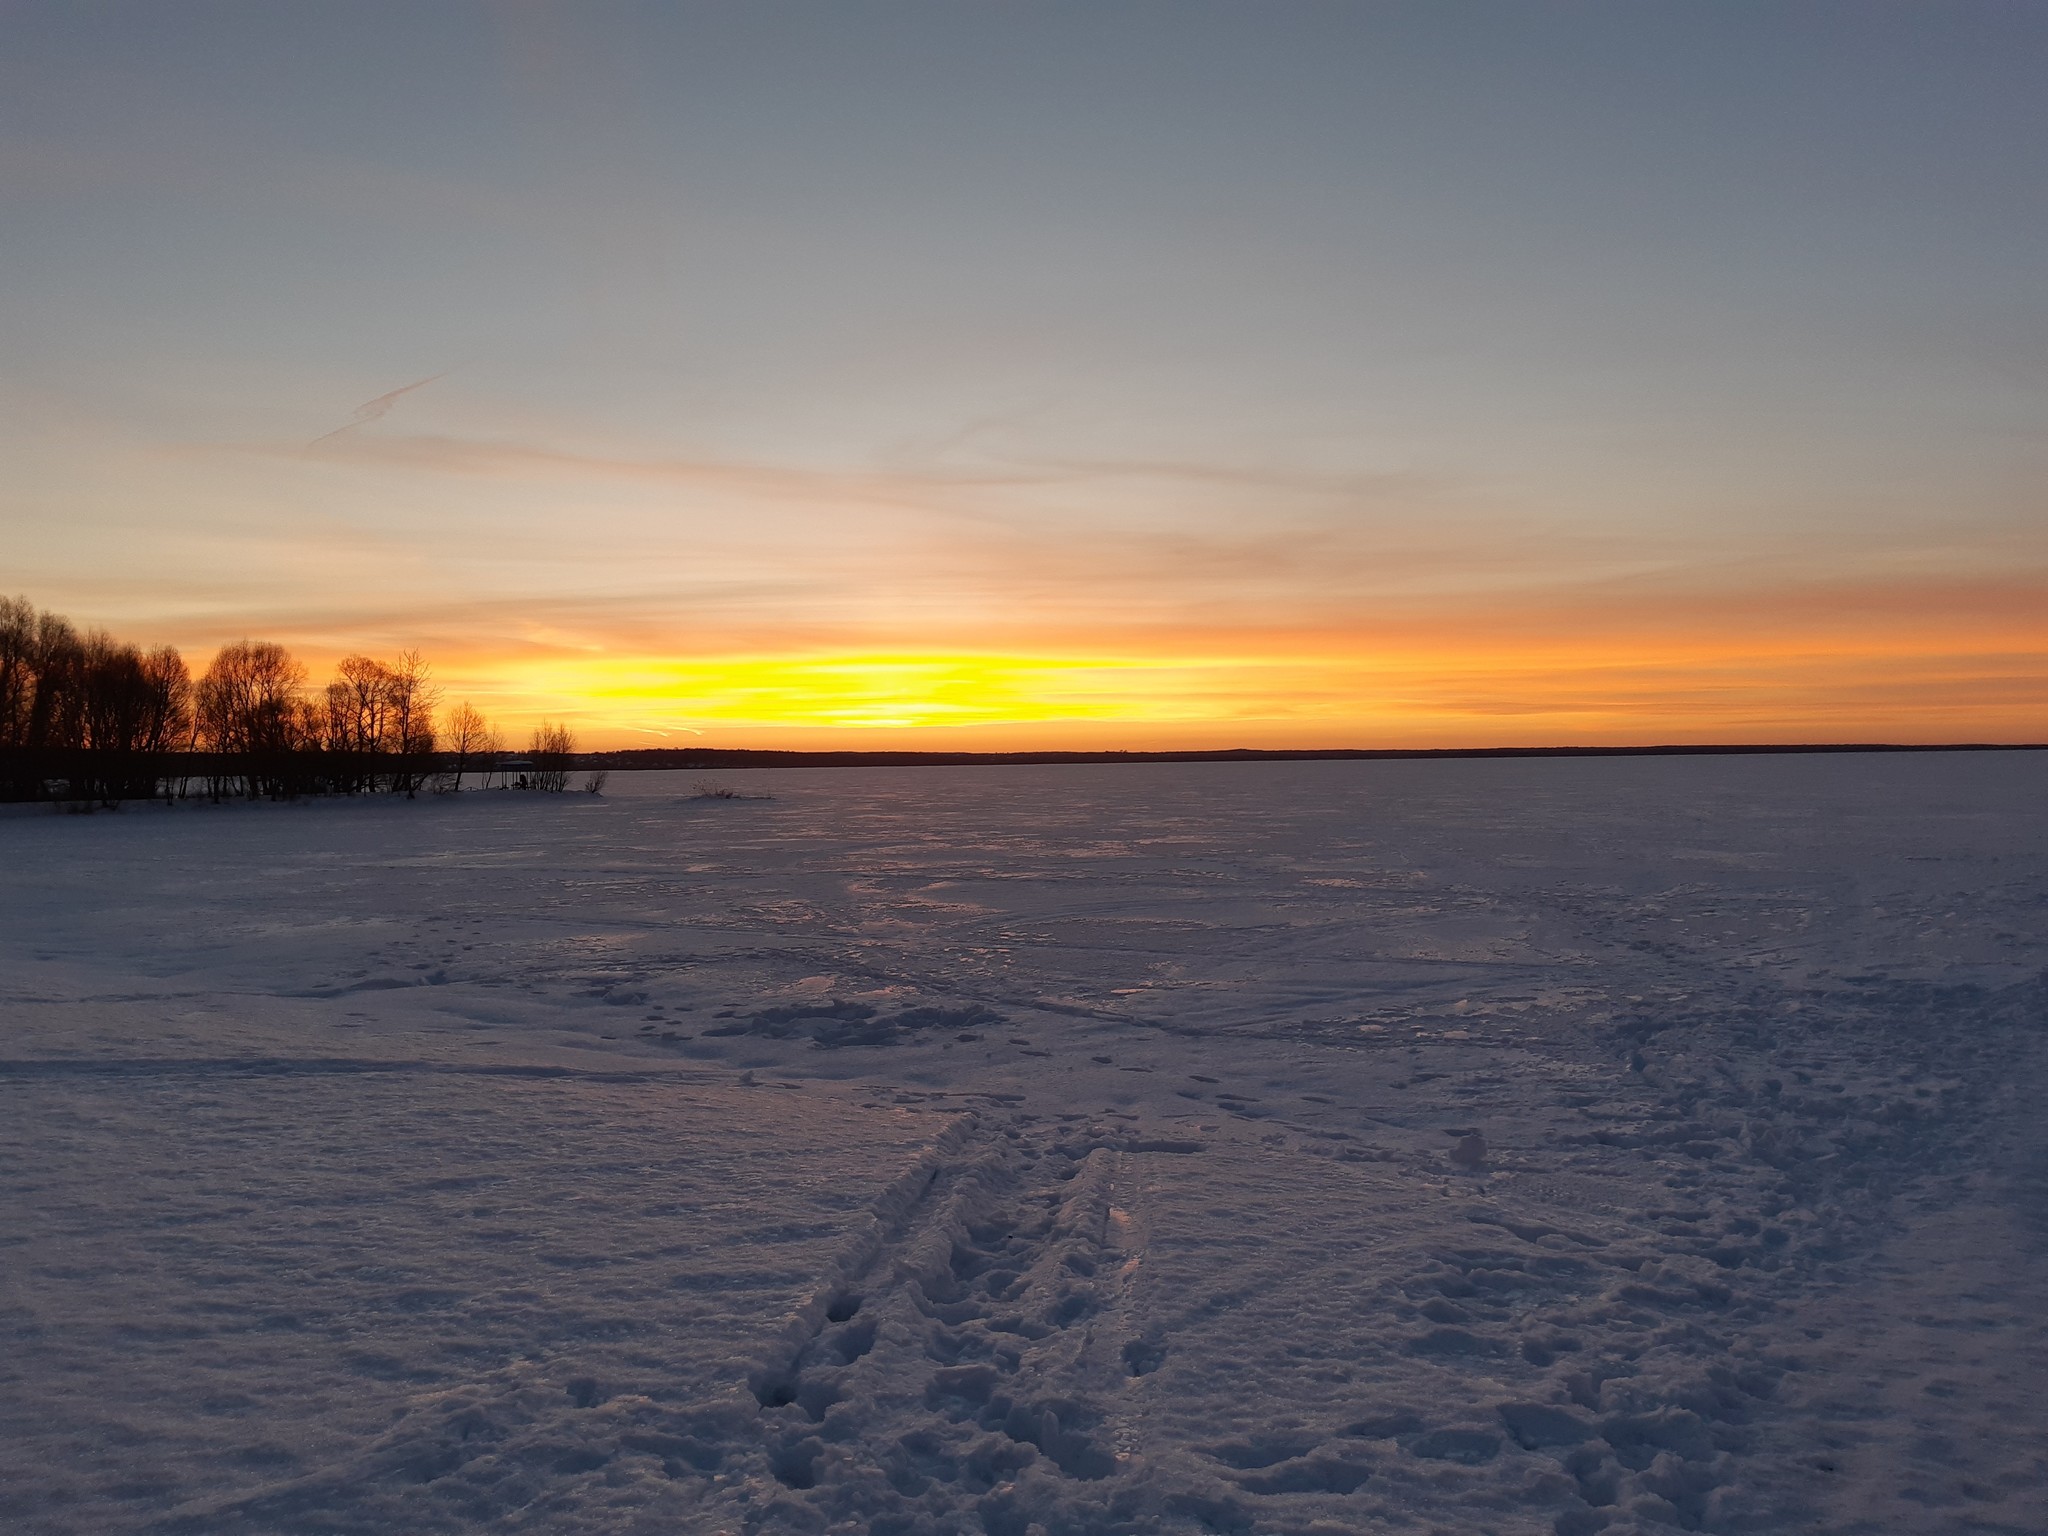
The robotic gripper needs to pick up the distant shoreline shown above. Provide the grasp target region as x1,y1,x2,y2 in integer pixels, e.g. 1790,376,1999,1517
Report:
576,742,2048,770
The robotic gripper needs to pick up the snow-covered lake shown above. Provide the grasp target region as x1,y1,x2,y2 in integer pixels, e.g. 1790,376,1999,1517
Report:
4,755,2045,1535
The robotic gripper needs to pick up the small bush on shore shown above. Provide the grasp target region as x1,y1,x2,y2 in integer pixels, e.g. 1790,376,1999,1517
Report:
691,780,772,801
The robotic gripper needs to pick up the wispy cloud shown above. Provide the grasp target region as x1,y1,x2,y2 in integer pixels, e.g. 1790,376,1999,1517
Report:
279,426,1614,605
295,427,1091,506
78,422,2048,746
306,373,449,447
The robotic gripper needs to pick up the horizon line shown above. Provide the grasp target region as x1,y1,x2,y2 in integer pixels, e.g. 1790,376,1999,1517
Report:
565,741,2048,768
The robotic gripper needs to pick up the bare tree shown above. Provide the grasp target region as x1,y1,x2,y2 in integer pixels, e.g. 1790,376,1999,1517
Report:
138,646,192,800
0,603,86,801
529,720,575,792
195,641,308,798
79,633,148,747
137,647,192,754
323,654,393,791
196,641,306,754
315,652,440,795
0,600,488,807
22,607,84,766
0,595,36,755
76,631,160,803
442,701,491,790
0,599,191,803
386,650,439,797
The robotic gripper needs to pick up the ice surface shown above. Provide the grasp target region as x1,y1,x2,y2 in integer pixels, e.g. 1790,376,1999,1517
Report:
3,755,2046,1533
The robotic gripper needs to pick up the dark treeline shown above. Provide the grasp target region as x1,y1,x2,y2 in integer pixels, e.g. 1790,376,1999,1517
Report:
0,596,577,805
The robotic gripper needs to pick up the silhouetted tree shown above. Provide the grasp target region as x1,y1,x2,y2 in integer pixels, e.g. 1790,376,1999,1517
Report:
0,600,196,803
138,647,193,752
442,701,491,790
0,596,34,756
0,599,87,798
0,598,536,809
316,650,439,795
386,650,439,796
323,654,394,792
196,641,309,798
75,632,175,802
21,607,84,766
530,721,575,792
139,646,194,799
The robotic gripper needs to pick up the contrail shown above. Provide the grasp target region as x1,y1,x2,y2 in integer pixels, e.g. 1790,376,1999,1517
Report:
308,372,447,446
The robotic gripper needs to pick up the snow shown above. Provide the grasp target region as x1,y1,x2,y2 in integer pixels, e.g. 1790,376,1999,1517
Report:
3,754,2046,1534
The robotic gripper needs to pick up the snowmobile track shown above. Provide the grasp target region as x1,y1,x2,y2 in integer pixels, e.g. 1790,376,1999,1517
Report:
717,1114,1159,1534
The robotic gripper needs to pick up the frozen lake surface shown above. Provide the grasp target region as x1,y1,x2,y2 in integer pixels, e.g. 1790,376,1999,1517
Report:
3,755,2046,1534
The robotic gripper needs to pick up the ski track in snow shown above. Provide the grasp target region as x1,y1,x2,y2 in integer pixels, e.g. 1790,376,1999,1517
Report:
2,755,2047,1534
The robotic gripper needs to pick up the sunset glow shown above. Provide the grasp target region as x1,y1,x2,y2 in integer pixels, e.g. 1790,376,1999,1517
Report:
6,6,2046,748
422,604,2048,750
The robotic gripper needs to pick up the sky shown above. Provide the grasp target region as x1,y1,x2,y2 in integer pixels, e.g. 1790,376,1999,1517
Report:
4,1,2045,749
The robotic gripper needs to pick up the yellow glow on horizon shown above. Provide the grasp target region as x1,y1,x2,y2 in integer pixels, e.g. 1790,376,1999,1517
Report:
420,628,2048,752
116,565,2043,751
515,652,1258,732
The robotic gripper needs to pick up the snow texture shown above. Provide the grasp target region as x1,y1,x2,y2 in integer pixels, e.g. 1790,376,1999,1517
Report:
3,755,2046,1534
